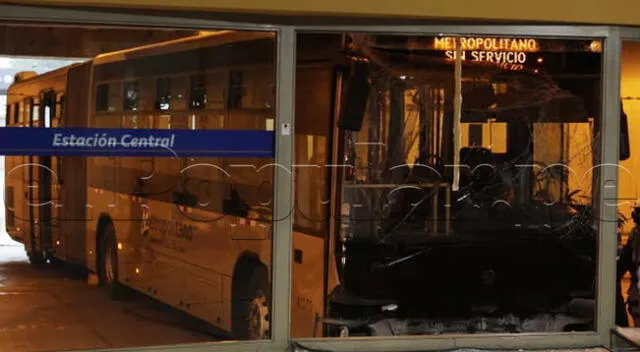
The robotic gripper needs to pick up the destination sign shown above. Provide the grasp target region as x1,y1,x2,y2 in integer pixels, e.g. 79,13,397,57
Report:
434,37,540,52
0,127,275,157
434,37,540,66
444,51,527,64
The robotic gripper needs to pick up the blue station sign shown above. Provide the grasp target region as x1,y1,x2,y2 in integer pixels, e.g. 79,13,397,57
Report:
0,127,275,157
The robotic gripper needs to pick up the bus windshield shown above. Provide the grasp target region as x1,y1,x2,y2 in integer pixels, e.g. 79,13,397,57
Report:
337,34,608,244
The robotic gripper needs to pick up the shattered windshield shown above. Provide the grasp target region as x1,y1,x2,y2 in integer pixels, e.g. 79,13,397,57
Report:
338,35,600,243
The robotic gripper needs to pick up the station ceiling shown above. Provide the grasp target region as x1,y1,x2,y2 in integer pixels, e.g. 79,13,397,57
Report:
0,24,197,58
0,23,197,58
0,24,198,91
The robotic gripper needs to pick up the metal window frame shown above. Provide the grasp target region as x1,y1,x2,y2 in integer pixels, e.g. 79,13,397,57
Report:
0,4,627,351
0,4,294,352
619,27,640,40
291,24,621,351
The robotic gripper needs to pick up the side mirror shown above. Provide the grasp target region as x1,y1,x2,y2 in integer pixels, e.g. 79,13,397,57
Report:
621,106,631,161
338,60,370,131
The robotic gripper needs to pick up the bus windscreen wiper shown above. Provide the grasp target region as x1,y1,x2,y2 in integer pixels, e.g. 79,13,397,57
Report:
372,248,432,270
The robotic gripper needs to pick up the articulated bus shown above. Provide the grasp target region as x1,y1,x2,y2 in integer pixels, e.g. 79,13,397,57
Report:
4,31,631,338
5,30,332,340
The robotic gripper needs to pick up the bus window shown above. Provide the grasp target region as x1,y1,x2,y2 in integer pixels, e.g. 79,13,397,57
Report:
468,124,482,146
42,91,55,128
31,98,40,124
16,102,21,125
22,99,31,126
57,94,65,121
20,101,26,125
123,81,139,111
4,103,9,126
461,121,508,152
6,103,10,126
243,67,275,109
189,75,206,109
203,71,226,109
95,84,109,112
168,76,188,111
156,77,171,111
227,70,243,109
43,105,50,128
11,103,18,125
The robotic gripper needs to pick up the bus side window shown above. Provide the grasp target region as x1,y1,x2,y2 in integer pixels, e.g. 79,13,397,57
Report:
23,98,32,126
123,81,139,111
56,94,65,120
8,103,14,126
5,103,10,126
14,103,20,126
60,95,66,124
95,84,109,112
189,75,206,110
227,70,243,109
30,98,40,126
19,101,24,125
156,77,171,111
42,91,55,128
242,68,274,109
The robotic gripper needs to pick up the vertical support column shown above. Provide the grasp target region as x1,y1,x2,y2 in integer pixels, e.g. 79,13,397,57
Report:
596,27,621,347
271,26,295,349
452,37,462,191
388,81,405,184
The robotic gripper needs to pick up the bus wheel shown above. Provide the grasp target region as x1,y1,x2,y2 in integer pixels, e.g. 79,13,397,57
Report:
233,265,270,340
99,222,123,299
27,251,46,266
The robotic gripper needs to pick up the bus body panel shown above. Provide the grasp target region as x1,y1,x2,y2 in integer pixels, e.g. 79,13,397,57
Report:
291,63,338,338
59,61,92,267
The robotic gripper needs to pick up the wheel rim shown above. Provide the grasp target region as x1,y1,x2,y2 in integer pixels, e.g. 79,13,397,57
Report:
247,289,270,339
104,240,115,285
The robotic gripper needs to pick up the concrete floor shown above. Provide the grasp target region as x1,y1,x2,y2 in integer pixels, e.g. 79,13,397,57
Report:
0,235,214,352
0,158,216,352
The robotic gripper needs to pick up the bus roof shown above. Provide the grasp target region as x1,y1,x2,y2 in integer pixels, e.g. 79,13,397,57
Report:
7,62,83,92
93,30,276,66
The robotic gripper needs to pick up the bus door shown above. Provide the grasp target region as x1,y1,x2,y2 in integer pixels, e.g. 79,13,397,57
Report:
24,97,41,260
18,100,33,254
41,90,59,257
60,61,91,267
25,93,56,261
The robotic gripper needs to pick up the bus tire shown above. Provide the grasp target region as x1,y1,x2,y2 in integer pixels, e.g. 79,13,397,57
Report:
232,263,271,340
99,222,124,300
27,251,46,266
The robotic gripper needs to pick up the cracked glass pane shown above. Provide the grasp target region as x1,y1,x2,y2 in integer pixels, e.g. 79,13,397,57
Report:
292,33,605,337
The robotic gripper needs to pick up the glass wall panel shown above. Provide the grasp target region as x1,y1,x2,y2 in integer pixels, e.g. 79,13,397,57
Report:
292,32,603,338
0,23,277,351
616,40,640,335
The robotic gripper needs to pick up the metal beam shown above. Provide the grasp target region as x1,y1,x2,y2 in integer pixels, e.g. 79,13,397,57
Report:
294,332,602,351
595,27,621,347
271,25,295,350
0,25,196,58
